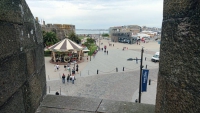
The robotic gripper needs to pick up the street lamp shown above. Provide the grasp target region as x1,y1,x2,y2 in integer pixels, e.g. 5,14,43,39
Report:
99,31,100,50
127,47,144,103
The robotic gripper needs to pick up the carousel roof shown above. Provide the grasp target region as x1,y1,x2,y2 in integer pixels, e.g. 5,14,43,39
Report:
48,38,83,51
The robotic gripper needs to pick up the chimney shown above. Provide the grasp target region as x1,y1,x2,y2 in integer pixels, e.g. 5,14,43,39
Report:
35,17,38,22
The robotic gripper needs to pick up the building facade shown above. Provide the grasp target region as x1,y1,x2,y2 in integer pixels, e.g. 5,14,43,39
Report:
41,22,75,40
109,25,141,43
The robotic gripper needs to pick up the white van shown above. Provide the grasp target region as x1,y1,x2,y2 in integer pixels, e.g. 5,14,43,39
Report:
151,52,159,62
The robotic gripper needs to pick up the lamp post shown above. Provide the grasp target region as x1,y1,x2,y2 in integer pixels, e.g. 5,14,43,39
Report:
127,47,144,103
90,51,91,61
99,31,100,50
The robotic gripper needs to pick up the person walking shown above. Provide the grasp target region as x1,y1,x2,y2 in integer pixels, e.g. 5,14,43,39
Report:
64,65,67,71
56,64,59,71
87,57,88,62
71,75,75,84
107,50,108,55
67,74,70,82
76,64,79,73
72,68,75,75
62,73,66,83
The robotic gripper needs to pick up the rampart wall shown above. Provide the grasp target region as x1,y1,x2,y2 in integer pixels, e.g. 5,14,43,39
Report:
0,0,46,113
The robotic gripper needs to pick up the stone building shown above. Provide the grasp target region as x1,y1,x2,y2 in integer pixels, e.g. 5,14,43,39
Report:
41,23,75,40
155,0,200,112
109,25,141,42
0,0,46,113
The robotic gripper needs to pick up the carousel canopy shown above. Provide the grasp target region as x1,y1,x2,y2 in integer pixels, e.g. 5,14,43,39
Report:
48,38,83,51
82,47,90,52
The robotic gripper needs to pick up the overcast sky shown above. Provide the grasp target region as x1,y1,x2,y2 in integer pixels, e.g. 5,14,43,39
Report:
26,0,163,29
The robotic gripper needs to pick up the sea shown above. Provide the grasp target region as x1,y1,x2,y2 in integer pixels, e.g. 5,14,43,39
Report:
75,30,109,34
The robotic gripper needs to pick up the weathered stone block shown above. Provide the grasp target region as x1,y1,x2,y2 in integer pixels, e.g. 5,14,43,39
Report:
0,0,46,113
0,89,25,113
0,53,26,107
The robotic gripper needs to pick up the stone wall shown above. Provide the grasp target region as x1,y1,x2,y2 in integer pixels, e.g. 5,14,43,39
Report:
0,0,46,113
156,0,200,112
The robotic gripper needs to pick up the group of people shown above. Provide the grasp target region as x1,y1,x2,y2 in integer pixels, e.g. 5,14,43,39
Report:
62,73,76,84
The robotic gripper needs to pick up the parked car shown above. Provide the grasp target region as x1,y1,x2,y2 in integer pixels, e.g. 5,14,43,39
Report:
151,52,159,62
143,37,150,40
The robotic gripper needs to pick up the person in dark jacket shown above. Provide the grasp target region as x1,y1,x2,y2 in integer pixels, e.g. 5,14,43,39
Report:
62,73,66,83
67,74,70,82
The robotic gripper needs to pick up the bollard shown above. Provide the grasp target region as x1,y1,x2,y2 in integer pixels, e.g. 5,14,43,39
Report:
123,67,124,71
49,86,50,93
149,79,151,85
136,57,138,64
97,69,99,74
146,65,147,69
116,67,118,72
60,86,61,95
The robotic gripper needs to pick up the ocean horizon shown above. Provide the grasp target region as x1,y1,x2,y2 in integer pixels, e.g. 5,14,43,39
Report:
75,30,109,34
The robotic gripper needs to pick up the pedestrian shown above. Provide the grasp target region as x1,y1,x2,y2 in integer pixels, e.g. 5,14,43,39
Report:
107,50,108,55
136,57,138,64
56,64,59,71
102,48,103,51
71,75,75,84
64,65,67,71
55,91,59,95
76,67,78,73
135,99,138,103
76,64,79,73
72,68,75,75
62,73,66,83
87,57,88,62
67,62,70,67
67,74,70,82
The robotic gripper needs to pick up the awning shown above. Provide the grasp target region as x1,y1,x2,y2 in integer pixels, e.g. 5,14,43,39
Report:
48,38,83,52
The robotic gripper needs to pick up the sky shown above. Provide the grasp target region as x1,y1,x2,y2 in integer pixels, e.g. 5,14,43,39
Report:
26,0,163,29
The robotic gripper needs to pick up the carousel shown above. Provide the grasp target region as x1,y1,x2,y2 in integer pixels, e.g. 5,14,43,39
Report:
48,38,83,64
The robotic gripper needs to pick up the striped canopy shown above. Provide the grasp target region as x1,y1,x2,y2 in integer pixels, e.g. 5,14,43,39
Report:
48,38,83,51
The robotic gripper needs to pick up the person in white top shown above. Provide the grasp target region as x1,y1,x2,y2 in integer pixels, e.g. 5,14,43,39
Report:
71,76,75,84
56,64,59,71
54,65,57,72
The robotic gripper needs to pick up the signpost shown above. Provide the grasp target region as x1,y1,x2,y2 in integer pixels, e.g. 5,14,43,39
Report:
142,69,149,92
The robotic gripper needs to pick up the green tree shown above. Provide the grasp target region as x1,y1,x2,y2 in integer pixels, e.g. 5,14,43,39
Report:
43,31,59,47
83,38,95,47
68,31,81,44
102,33,109,37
